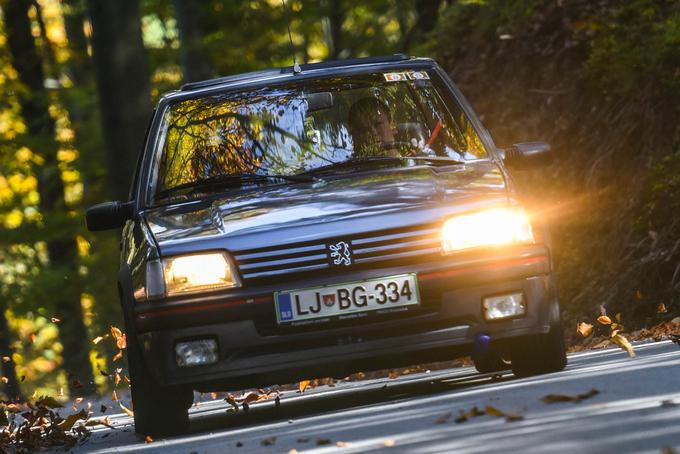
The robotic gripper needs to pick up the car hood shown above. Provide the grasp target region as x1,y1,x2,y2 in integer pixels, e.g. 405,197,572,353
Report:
144,161,510,255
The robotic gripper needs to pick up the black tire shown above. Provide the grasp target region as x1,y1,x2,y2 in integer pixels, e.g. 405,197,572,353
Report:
510,321,567,378
126,328,193,437
473,347,509,374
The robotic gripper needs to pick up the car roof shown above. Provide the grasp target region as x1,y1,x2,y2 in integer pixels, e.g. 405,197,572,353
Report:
165,55,437,102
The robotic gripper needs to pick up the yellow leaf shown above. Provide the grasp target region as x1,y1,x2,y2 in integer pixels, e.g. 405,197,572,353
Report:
485,405,505,417
597,315,612,325
119,402,134,417
577,322,593,337
299,380,311,393
611,333,636,358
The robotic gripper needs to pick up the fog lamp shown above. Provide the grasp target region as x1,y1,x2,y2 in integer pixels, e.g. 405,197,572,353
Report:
175,339,218,367
483,292,525,320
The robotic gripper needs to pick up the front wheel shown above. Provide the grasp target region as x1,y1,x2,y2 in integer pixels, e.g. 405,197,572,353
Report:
126,330,193,436
510,321,567,378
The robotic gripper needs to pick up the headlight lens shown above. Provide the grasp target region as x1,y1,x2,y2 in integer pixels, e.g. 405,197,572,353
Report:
163,252,240,296
441,207,534,253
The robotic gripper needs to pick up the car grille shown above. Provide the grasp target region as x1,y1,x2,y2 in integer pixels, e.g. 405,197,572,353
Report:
233,223,441,281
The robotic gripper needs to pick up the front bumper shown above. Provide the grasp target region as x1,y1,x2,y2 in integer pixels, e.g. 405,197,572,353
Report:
133,245,556,389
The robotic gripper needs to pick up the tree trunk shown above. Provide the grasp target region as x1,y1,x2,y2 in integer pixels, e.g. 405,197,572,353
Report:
85,0,151,200
324,0,344,59
2,0,96,396
173,0,213,82
0,303,22,401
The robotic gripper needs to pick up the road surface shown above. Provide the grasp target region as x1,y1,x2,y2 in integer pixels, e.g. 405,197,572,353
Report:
56,340,680,453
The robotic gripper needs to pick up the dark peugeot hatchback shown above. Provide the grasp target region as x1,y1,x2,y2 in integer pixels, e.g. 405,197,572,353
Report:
87,55,566,436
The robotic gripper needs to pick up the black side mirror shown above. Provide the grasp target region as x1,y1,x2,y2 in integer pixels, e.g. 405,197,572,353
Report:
502,141,552,170
86,201,134,231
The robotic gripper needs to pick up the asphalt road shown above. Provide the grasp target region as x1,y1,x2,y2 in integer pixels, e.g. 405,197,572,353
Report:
58,340,680,454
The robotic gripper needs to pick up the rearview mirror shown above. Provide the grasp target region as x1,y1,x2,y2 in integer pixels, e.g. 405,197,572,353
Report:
502,141,552,170
86,201,134,231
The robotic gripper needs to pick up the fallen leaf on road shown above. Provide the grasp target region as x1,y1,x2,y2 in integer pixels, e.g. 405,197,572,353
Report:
383,439,396,447
505,413,524,422
435,412,452,424
577,322,593,337
225,394,239,412
542,388,599,404
58,410,88,431
611,333,636,357
485,405,504,417
299,379,311,393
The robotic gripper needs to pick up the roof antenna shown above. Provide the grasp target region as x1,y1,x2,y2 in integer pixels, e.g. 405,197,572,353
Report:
281,0,301,74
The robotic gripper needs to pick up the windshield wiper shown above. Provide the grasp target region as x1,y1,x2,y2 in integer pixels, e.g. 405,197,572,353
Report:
299,156,465,176
155,172,319,201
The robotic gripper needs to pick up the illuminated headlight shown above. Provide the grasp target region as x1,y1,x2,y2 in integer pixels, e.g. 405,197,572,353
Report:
441,207,534,253
163,252,240,296
483,292,526,320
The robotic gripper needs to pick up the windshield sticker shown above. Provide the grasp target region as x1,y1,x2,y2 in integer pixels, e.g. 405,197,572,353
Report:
383,71,430,82
383,72,409,82
408,71,430,80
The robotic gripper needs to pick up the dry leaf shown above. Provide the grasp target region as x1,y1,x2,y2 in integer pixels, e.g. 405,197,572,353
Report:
92,336,105,344
1,377,8,384
316,438,331,446
2,356,11,363
111,390,118,402
114,372,121,386
145,435,153,443
383,439,396,447
658,303,667,314
225,394,239,412
112,350,123,362
435,412,452,424
336,441,352,447
74,397,83,405
119,402,134,417
542,388,599,403
30,333,36,343
242,392,259,405
58,410,87,431
505,413,524,422
485,405,505,417
597,315,612,325
210,392,218,400
611,333,636,357
38,396,64,408
577,322,593,337
299,379,311,393
51,317,61,324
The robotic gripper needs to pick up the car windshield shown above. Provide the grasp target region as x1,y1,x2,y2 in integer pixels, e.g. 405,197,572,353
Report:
151,70,487,203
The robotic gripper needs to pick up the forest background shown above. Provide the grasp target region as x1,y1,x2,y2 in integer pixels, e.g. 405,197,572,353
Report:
0,0,679,400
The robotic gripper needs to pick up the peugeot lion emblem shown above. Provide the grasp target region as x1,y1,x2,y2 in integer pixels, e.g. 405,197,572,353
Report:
328,241,353,266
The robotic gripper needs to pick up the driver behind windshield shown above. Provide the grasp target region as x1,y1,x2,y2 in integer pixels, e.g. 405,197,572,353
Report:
348,97,398,158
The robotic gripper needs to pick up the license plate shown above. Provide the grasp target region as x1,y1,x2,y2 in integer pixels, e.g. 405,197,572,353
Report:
275,274,420,324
